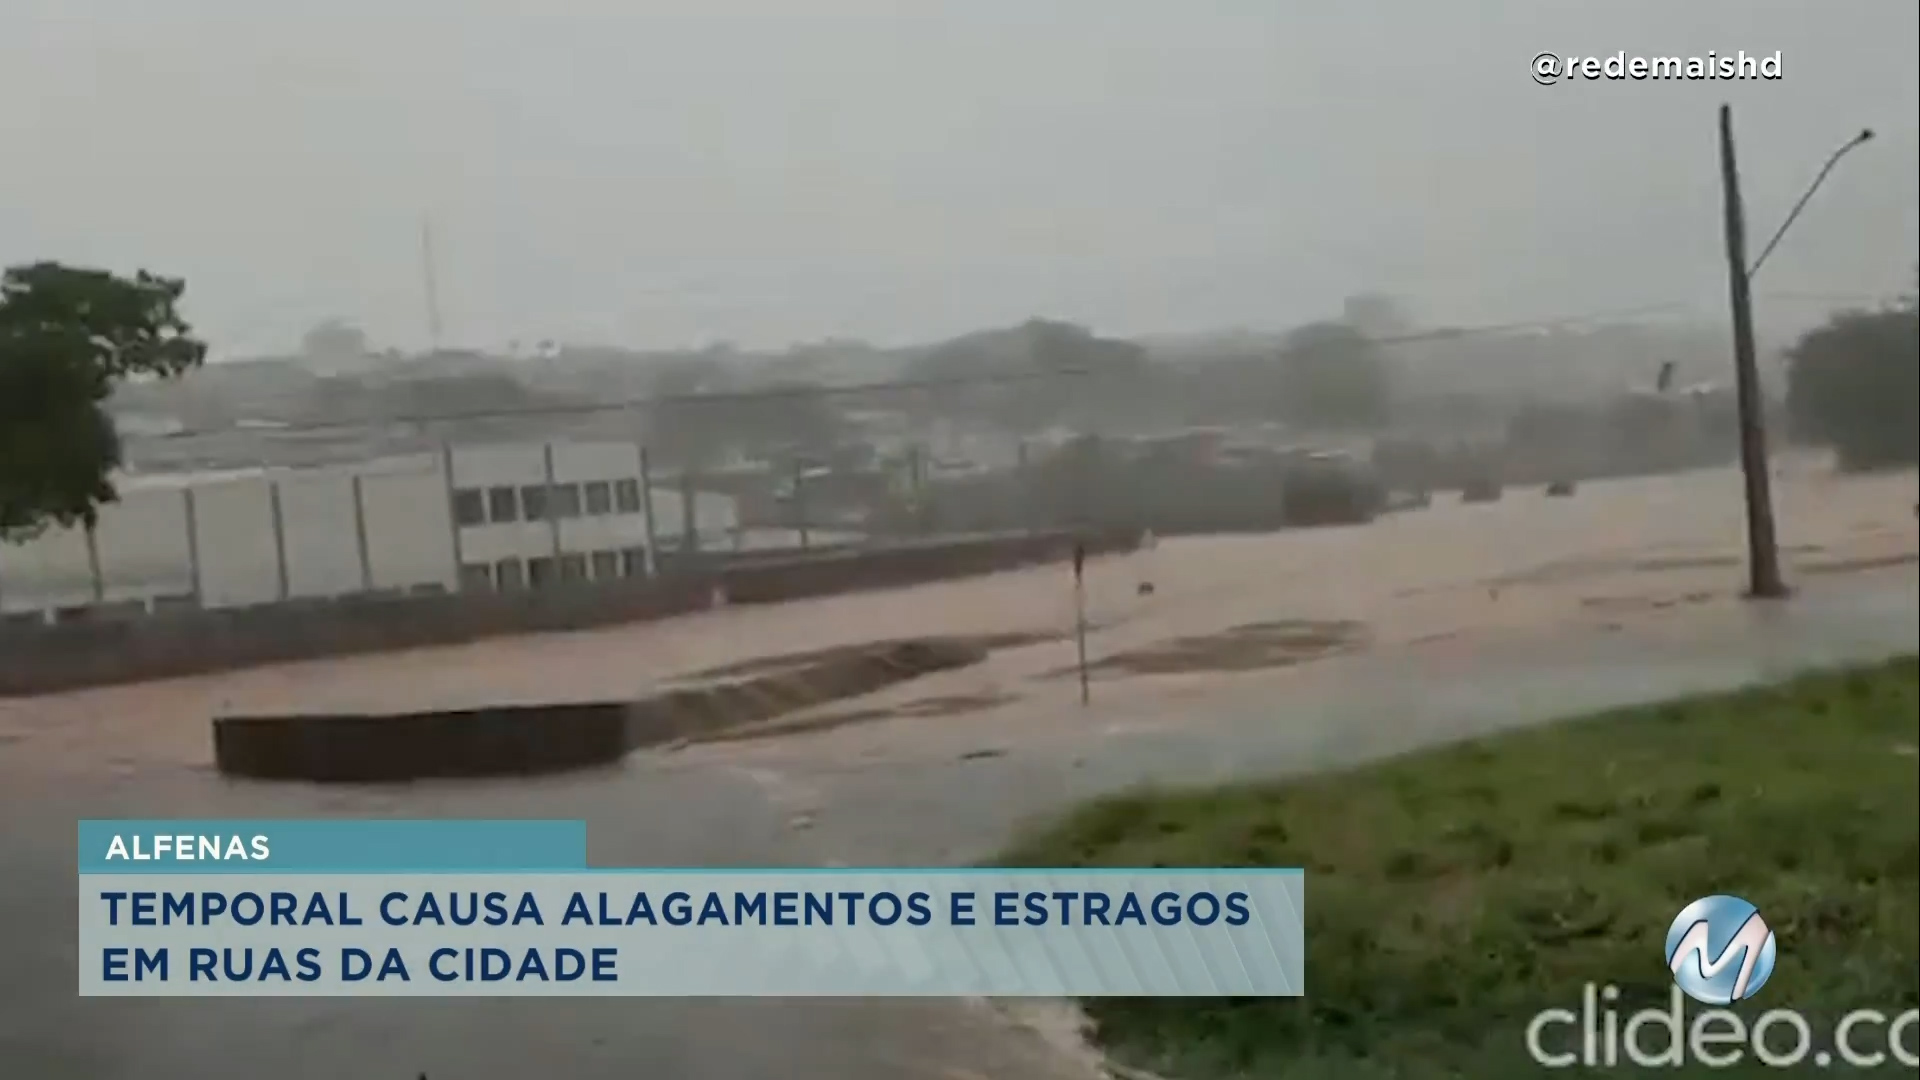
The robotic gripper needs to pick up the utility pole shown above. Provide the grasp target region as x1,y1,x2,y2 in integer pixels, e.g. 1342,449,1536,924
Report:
1716,104,1788,600
1713,111,1871,599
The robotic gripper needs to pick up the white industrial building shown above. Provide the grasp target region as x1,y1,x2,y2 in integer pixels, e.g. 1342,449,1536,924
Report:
0,441,742,617
442,441,737,592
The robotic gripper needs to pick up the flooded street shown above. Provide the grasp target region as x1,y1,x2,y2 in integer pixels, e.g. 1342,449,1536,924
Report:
3,464,1915,1079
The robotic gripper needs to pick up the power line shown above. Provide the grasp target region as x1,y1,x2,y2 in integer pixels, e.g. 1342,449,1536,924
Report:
1358,301,1698,343
137,367,1108,442
121,296,1853,444
1755,289,1906,306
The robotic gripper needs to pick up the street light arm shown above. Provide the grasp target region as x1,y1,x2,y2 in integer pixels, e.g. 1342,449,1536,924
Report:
1748,128,1874,280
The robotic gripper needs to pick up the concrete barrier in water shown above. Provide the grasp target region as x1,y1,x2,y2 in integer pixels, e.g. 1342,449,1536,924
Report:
211,637,990,782
212,702,635,782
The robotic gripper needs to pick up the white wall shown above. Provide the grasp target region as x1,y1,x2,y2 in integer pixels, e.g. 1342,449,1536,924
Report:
0,442,744,614
276,470,363,598
94,487,195,600
357,455,456,593
0,486,196,612
0,456,452,613
0,513,95,611
191,477,282,608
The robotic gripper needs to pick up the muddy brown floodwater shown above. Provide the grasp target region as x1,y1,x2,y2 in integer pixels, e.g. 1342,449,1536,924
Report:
1,461,1914,1079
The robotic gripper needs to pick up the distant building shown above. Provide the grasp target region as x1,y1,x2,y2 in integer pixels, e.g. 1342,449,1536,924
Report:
0,441,740,616
444,442,737,591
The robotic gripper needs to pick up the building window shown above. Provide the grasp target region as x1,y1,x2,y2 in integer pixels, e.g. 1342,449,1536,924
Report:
558,553,589,581
620,546,649,578
487,486,519,523
590,550,620,580
614,478,642,514
584,480,612,515
459,562,494,590
527,556,556,587
520,485,549,521
451,488,486,527
550,483,583,519
494,558,526,590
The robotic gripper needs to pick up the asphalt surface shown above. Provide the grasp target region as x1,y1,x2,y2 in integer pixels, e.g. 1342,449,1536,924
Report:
2,568,1914,1080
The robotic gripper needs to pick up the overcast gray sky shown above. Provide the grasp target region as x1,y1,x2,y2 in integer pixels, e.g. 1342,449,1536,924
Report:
4,0,1916,356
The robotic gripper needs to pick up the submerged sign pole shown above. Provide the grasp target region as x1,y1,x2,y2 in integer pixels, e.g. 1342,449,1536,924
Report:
1073,540,1090,707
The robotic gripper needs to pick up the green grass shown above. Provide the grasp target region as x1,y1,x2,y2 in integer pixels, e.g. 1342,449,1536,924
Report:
997,657,1920,1078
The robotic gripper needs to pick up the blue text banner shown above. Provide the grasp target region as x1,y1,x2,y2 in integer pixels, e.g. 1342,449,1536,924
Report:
76,821,1305,997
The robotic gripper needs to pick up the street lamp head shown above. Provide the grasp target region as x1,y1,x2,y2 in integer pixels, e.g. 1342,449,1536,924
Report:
1744,121,1879,282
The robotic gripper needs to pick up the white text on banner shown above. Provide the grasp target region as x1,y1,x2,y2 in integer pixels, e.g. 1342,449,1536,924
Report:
78,870,1305,997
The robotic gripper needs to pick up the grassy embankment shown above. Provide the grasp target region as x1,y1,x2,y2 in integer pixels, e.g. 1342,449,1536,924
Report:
999,657,1920,1078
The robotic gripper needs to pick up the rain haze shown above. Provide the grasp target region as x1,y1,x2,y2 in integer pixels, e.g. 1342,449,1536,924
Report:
4,0,1917,355
4,5,1920,1079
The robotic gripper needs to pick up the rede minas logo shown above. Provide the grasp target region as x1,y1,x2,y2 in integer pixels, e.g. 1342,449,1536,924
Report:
1665,894,1776,1005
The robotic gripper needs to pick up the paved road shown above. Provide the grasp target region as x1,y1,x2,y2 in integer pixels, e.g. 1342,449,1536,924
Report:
2,569,1913,1080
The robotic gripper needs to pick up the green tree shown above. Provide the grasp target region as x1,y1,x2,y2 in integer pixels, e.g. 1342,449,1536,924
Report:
0,262,207,537
1785,290,1918,471
906,318,1151,433
1274,321,1393,428
299,317,369,361
309,371,555,423
646,376,845,468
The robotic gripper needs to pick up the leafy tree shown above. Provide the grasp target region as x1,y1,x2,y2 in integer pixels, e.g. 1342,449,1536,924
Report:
308,371,556,422
1,262,207,538
645,354,734,399
734,383,844,456
300,317,369,361
906,318,1151,433
1341,293,1415,338
1274,321,1393,428
642,357,735,466
646,373,845,468
1785,289,1918,471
